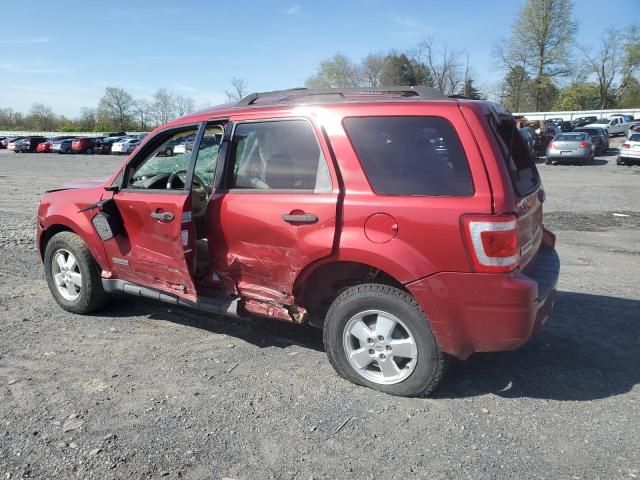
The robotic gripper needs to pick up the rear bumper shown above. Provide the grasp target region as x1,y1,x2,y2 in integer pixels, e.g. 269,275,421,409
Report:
407,244,560,360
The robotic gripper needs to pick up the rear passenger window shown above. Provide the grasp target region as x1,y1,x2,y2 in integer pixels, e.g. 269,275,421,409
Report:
226,120,331,192
343,116,473,196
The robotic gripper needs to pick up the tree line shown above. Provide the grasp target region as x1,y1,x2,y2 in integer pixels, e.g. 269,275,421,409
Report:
305,0,639,112
1,0,638,132
0,76,251,133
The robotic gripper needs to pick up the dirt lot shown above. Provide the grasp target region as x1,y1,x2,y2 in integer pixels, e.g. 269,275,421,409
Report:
1,140,639,480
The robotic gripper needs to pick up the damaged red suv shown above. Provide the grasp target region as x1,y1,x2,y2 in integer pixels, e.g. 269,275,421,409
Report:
36,87,559,397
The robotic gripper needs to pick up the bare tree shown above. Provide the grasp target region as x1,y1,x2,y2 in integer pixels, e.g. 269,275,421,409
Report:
583,24,640,108
29,103,55,130
361,53,385,87
174,95,196,116
132,99,152,131
79,108,97,131
225,77,249,102
97,87,133,130
151,89,176,125
416,38,464,95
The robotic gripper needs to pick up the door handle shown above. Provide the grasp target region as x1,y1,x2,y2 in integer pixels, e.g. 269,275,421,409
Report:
282,213,318,224
150,211,174,222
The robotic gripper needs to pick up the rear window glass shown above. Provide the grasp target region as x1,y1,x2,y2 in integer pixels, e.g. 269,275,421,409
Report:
556,133,587,141
630,134,640,142
489,115,540,197
343,116,473,196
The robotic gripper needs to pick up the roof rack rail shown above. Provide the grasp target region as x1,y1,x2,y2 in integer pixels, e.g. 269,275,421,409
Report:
236,86,448,106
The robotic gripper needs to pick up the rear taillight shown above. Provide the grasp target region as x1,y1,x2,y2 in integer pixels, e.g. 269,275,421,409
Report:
579,140,590,148
462,214,520,273
622,143,630,149
548,142,555,149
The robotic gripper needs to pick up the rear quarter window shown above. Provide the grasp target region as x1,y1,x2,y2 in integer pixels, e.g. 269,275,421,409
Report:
343,116,473,196
489,115,540,197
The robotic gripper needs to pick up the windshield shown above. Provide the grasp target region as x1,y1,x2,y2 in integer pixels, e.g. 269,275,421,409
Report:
594,118,609,124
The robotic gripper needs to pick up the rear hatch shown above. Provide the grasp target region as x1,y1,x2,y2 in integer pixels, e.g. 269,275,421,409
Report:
489,111,544,270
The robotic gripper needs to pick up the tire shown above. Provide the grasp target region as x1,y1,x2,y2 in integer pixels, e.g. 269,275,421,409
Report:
545,158,552,165
617,157,624,166
85,147,93,154
323,283,447,397
43,232,109,314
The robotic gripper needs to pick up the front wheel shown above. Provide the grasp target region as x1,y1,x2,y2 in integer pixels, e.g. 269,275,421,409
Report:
323,284,447,397
44,232,109,314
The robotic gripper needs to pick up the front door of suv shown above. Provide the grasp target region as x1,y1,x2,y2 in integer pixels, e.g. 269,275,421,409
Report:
209,116,339,306
101,123,213,302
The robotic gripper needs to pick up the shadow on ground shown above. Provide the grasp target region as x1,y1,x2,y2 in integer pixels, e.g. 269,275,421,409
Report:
436,291,640,401
104,290,639,400
105,295,325,352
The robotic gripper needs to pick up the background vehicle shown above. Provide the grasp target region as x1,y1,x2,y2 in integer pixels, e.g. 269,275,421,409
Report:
36,136,77,153
93,136,124,154
545,131,594,164
585,117,629,136
72,137,100,154
36,86,559,398
572,127,608,155
111,137,141,154
617,133,640,165
14,136,48,152
5,137,27,151
51,138,75,154
571,116,598,128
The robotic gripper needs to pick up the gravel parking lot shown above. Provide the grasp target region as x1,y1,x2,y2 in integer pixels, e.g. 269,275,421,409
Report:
1,140,639,479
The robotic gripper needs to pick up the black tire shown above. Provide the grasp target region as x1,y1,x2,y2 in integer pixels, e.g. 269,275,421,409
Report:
323,283,447,397
545,158,552,165
43,232,109,314
85,147,93,154
617,157,623,165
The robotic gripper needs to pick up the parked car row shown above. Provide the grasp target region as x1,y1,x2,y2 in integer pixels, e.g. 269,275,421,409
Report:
0,133,148,155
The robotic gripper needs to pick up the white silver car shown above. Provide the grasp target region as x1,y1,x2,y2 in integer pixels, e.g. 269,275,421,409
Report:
111,138,141,154
618,133,640,165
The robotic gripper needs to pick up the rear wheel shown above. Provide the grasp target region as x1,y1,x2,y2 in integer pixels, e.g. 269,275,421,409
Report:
85,147,93,154
44,232,109,314
545,158,552,165
617,157,624,165
323,284,447,397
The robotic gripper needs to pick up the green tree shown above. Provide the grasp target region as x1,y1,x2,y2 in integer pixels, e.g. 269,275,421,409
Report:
618,76,640,108
496,0,577,110
502,65,534,111
305,53,361,88
552,83,600,110
379,53,433,86
457,77,482,99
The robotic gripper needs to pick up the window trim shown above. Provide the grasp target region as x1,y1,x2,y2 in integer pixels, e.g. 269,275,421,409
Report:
342,115,476,198
219,116,333,194
119,119,227,194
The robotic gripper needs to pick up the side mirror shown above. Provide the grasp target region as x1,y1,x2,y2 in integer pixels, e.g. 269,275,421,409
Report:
105,170,124,192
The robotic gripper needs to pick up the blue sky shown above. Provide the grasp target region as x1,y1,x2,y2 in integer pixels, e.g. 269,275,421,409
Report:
0,0,638,117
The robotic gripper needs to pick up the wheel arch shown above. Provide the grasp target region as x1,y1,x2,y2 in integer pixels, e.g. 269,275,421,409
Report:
39,216,108,272
293,259,407,326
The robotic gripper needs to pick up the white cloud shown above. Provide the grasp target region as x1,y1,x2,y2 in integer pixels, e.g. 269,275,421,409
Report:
0,36,50,45
284,4,301,15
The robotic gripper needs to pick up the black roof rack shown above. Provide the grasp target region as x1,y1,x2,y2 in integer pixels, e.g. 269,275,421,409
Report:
237,86,448,106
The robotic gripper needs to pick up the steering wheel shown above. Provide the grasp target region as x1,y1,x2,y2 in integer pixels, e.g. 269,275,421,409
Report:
166,170,206,190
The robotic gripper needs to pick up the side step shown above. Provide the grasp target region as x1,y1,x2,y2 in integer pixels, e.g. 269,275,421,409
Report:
102,279,242,318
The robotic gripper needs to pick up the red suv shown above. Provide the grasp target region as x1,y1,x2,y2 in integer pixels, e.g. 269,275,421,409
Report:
36,87,559,397
71,137,99,154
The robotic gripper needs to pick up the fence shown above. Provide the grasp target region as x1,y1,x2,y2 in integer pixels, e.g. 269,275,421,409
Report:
513,108,640,121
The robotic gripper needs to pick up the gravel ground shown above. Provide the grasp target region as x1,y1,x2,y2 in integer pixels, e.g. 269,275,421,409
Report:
0,140,639,480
